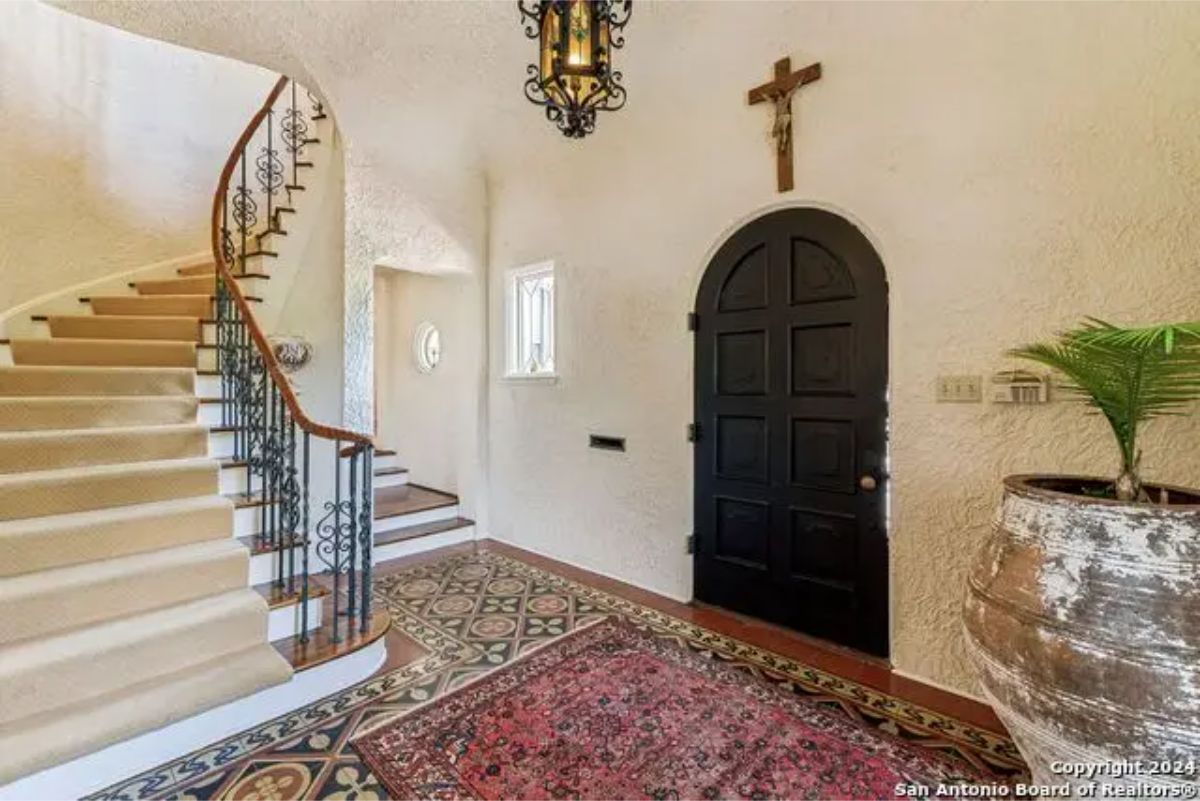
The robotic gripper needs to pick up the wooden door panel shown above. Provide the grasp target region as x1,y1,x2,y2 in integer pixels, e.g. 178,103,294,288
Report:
694,208,889,657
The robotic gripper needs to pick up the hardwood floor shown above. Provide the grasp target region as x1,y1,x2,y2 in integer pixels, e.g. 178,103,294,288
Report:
368,537,1007,736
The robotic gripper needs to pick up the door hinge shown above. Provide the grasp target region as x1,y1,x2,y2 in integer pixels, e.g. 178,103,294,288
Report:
687,312,698,332
687,422,701,443
686,533,696,554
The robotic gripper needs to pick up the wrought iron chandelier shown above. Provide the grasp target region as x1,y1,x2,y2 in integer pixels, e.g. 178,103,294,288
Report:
518,0,632,138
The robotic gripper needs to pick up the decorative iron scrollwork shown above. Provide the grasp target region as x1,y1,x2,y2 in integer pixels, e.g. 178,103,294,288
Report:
211,77,375,647
255,144,285,198
518,0,632,138
230,185,258,234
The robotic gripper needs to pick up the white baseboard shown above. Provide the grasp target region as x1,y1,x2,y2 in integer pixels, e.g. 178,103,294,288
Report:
0,640,386,801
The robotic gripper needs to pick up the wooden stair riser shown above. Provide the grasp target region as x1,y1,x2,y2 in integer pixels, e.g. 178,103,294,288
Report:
374,522,475,565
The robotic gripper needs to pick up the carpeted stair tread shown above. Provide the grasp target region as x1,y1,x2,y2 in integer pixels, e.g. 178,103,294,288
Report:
132,275,215,296
0,365,194,397
0,539,248,646
0,457,218,522
177,262,217,277
47,314,202,342
0,395,198,431
0,589,274,728
0,494,231,576
0,423,208,474
89,295,211,318
0,644,292,785
10,338,197,368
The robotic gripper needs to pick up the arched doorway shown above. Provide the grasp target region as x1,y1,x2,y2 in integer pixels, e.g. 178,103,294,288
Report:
693,207,889,657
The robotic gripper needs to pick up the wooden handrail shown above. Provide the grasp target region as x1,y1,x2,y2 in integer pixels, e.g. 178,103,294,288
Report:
210,76,371,446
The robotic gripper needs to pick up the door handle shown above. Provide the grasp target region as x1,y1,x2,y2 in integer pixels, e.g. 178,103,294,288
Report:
859,474,878,492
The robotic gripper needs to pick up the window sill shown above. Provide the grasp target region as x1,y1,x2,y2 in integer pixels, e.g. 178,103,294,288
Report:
499,373,560,385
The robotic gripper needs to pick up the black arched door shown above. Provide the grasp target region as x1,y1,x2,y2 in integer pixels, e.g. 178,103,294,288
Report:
693,208,889,657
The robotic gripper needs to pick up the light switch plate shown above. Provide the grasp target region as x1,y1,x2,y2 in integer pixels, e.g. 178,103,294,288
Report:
936,374,983,403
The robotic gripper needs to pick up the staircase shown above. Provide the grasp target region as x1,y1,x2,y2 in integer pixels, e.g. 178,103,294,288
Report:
369,449,475,563
0,77,383,789
0,276,292,783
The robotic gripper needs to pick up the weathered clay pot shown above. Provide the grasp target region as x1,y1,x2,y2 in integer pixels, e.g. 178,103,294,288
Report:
964,475,1200,794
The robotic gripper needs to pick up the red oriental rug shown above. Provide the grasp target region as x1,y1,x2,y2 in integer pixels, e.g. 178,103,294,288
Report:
352,617,986,800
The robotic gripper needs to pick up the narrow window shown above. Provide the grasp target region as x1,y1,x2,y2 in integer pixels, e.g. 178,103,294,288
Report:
506,262,556,378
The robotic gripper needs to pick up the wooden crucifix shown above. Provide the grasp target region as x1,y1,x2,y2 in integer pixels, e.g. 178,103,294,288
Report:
748,57,822,193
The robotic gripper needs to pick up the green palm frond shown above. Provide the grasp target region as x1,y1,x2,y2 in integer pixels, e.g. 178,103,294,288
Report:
1009,319,1200,497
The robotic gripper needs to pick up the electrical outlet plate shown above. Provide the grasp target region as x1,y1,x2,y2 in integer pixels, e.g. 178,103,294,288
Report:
936,374,983,403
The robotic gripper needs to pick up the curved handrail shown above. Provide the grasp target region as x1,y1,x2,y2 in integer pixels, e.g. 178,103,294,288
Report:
210,76,371,446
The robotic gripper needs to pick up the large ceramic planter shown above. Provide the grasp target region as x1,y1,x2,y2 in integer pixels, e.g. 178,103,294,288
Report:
964,475,1200,794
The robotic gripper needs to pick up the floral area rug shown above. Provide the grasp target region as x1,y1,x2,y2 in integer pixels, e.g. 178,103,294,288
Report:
353,617,989,800
88,550,1025,800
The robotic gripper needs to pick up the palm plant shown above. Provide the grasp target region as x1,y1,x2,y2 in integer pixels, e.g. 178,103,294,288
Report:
1010,319,1200,502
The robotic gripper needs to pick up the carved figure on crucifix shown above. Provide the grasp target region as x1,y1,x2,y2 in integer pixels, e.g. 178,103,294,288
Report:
770,85,798,155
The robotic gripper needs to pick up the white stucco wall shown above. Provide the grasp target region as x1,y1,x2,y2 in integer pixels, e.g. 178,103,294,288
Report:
375,267,488,524
485,2,1200,694
0,2,273,312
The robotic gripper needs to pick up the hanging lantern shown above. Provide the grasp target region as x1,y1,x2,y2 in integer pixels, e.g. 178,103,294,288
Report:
518,1,632,138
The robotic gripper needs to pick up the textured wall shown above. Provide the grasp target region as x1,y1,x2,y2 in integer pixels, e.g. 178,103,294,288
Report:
53,1,502,435
374,267,488,523
0,2,272,313
485,2,1200,694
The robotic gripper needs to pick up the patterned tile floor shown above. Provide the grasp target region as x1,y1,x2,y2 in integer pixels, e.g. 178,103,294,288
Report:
89,550,1026,800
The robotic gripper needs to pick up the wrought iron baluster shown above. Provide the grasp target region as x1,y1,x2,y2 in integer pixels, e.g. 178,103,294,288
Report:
272,383,283,587
359,446,373,634
240,316,249,455
347,448,358,627
237,150,250,273
331,441,342,643
300,432,311,643
281,80,309,213
285,408,297,594
216,276,228,429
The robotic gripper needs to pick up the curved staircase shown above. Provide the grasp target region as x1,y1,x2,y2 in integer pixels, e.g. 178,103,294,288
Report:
0,77,383,791
0,272,292,783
